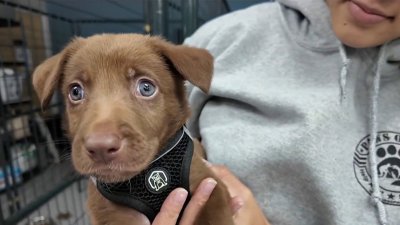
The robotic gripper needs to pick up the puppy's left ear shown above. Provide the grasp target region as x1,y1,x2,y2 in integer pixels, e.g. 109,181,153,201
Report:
153,38,213,93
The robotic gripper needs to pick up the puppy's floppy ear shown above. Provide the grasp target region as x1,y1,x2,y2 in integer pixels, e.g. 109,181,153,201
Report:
32,37,84,108
153,37,213,93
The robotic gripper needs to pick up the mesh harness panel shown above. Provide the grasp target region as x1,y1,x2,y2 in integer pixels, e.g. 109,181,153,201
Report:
96,128,193,222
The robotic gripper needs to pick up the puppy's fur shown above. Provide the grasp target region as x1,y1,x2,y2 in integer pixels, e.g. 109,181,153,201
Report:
32,34,233,225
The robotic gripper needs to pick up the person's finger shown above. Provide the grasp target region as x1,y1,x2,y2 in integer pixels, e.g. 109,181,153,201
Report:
152,188,188,225
210,165,254,214
230,195,244,215
211,165,250,196
205,162,270,225
210,165,239,187
179,178,217,225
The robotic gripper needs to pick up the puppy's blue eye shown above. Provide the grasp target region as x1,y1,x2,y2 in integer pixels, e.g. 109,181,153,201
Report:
137,79,156,97
69,84,85,102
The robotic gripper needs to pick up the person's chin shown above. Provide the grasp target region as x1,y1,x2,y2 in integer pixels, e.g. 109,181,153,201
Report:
333,24,387,48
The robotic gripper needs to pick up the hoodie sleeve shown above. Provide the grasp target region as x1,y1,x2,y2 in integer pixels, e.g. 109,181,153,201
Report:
183,2,279,139
183,9,245,138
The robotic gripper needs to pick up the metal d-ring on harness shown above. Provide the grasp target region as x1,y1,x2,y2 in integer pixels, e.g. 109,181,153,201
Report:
94,127,194,222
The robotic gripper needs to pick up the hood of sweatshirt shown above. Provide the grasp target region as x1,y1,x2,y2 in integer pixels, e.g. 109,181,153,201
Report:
277,0,400,224
278,0,338,51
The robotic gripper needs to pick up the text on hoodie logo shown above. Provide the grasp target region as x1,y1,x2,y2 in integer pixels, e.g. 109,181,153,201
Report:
354,131,400,206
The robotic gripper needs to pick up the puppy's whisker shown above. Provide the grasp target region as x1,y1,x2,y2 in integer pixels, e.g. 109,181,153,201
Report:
60,154,72,162
59,149,73,161
35,140,70,145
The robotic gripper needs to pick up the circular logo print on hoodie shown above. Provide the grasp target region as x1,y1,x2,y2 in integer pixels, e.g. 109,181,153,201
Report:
354,131,400,206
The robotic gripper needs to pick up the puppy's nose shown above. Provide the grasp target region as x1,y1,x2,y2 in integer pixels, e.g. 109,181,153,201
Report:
84,133,121,162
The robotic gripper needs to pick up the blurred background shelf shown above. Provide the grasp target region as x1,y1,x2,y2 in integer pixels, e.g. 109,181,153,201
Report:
0,17,20,27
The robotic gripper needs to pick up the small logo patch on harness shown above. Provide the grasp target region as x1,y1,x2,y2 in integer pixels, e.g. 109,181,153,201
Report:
145,167,170,194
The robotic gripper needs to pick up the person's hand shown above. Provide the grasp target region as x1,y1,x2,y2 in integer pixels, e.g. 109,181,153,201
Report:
152,178,217,225
151,163,270,225
210,164,271,225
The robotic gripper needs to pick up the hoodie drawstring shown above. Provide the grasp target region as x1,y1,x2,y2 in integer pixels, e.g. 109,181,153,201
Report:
339,44,350,102
339,44,389,225
368,43,389,225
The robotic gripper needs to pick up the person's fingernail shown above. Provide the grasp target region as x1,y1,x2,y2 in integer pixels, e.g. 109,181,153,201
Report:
232,197,244,214
174,189,188,204
202,158,212,167
203,178,217,195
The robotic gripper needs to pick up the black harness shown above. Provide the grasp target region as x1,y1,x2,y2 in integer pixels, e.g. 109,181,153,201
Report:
95,128,194,222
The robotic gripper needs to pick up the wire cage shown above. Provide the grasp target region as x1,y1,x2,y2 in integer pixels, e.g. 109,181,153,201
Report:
0,0,230,224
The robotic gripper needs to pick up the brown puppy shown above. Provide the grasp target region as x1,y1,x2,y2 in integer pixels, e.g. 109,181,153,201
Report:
32,34,233,225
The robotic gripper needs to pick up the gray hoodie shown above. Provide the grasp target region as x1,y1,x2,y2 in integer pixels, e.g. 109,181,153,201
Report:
185,1,400,225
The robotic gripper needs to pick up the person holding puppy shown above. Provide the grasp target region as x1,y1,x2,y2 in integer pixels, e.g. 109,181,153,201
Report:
153,0,400,225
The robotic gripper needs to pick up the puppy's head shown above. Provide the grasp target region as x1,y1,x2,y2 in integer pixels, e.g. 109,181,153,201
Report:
32,34,213,182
